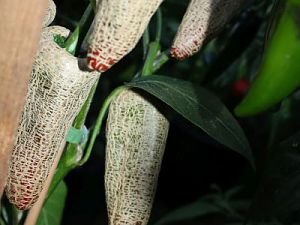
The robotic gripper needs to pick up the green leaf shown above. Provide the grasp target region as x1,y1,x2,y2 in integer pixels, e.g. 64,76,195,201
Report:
126,75,254,166
154,186,249,225
154,199,223,225
64,27,79,55
247,131,300,224
36,181,68,225
223,223,243,225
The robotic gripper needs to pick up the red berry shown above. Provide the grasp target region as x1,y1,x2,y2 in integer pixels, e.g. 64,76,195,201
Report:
232,79,249,96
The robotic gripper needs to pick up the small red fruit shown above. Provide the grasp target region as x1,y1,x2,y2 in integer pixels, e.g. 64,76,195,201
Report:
232,79,249,96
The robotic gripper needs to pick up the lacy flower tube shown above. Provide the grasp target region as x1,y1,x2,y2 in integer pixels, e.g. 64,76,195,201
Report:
171,0,246,60
6,26,99,210
85,0,164,72
43,0,56,28
105,89,169,225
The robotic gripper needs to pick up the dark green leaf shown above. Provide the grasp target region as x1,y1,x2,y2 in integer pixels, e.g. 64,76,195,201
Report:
154,200,222,225
223,223,243,225
126,75,254,166
247,131,300,224
154,186,249,225
36,181,67,225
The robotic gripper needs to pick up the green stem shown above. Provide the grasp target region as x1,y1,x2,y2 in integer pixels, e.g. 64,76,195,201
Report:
155,8,162,43
74,79,99,129
48,85,124,197
64,3,94,55
47,79,99,198
90,0,97,11
153,50,170,72
141,8,163,76
141,42,161,76
78,86,126,166
142,28,150,59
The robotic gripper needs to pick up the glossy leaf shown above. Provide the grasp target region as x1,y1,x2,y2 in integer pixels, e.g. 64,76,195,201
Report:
126,75,254,166
36,181,67,225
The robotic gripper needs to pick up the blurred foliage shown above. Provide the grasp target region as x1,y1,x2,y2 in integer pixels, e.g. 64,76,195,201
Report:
154,185,250,225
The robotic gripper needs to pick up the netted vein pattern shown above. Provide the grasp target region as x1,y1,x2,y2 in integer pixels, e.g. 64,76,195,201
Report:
105,89,169,225
42,0,56,28
171,0,246,60
5,26,99,210
86,0,164,72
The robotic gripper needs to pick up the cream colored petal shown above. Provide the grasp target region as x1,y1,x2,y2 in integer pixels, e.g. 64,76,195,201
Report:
6,26,99,210
42,0,56,28
171,0,246,60
105,89,169,225
86,0,164,72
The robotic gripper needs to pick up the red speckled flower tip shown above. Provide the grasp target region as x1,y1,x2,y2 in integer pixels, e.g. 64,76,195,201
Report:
86,48,117,72
170,47,189,61
86,0,164,72
232,79,249,96
171,0,246,60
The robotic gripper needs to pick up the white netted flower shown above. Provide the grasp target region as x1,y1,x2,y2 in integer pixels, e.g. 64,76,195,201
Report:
86,0,164,72
171,0,246,60
6,26,99,210
105,89,169,225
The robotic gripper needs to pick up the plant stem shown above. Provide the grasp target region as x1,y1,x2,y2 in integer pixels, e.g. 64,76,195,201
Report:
47,79,99,198
155,8,162,43
64,3,94,55
141,42,161,76
153,50,170,72
78,86,126,166
142,29,150,59
48,85,125,198
74,79,99,129
141,7,164,76
90,0,97,11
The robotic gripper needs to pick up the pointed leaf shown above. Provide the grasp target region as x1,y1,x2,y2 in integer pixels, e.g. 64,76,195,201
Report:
36,181,67,225
154,200,221,225
126,75,254,166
